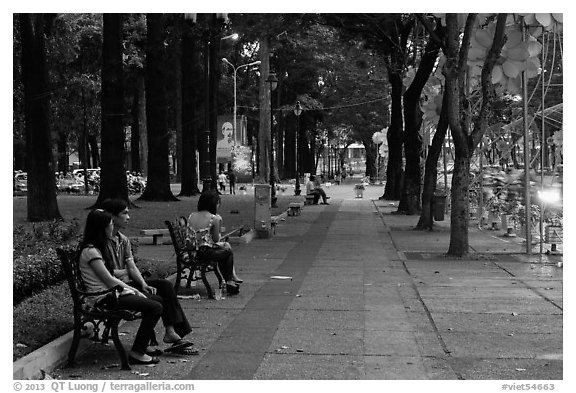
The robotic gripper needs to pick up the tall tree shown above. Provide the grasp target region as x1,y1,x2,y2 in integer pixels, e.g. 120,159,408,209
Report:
94,13,129,206
180,14,202,196
397,19,443,214
19,13,62,221
139,13,178,201
442,13,507,256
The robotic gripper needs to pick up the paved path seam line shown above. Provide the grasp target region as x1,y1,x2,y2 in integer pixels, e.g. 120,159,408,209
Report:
185,203,340,380
490,260,563,311
372,200,464,380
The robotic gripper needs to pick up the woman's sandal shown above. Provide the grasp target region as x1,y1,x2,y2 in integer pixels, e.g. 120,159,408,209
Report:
145,348,163,356
226,283,240,295
128,355,160,365
164,339,194,353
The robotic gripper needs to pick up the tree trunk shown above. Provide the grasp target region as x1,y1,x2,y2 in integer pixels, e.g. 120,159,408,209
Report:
208,15,221,191
94,13,130,206
447,154,471,254
180,16,201,196
382,71,404,200
139,13,178,201
88,134,100,168
136,74,147,176
417,94,449,230
398,27,441,214
130,82,141,173
363,137,375,179
173,21,183,184
19,13,62,221
257,34,271,184
57,131,67,173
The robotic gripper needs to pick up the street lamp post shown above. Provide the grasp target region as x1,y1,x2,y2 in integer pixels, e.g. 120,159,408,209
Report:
293,101,302,195
221,58,261,148
267,72,278,207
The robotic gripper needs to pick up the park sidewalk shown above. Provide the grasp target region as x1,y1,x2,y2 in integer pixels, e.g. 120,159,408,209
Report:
15,183,563,380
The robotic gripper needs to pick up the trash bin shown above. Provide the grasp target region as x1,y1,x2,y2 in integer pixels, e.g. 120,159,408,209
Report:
432,194,447,221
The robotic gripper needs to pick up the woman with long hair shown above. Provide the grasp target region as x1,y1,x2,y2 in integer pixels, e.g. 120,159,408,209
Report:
187,191,242,294
79,209,163,365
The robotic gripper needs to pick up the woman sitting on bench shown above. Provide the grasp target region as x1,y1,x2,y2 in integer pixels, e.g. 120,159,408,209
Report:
187,191,243,295
79,209,165,365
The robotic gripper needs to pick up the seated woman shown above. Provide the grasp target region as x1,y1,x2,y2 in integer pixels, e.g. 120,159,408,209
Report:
100,198,193,356
79,209,163,365
187,191,242,295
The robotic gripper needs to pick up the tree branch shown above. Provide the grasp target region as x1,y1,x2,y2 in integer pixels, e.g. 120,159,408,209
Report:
469,13,508,151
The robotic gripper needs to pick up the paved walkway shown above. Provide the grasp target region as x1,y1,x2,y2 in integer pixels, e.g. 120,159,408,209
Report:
41,183,562,380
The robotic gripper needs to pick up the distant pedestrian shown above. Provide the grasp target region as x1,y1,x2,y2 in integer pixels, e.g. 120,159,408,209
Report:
218,171,227,193
227,169,236,195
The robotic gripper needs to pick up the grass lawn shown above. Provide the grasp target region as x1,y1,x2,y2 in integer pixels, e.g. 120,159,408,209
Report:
12,183,303,361
13,183,302,237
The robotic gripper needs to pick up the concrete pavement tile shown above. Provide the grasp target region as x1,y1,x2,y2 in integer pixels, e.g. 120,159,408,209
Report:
430,312,563,334
297,283,365,297
278,309,365,330
288,293,365,310
364,330,424,356
420,355,461,379
494,263,563,279
364,292,413,308
422,297,561,314
254,353,364,379
407,277,522,287
441,331,563,359
417,286,542,299
450,357,563,380
268,326,364,355
413,332,450,357
365,308,433,333
363,355,430,379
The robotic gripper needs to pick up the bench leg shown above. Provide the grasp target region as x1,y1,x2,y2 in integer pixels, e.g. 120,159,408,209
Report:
185,266,194,289
174,265,183,295
67,316,83,367
201,265,215,299
109,320,131,370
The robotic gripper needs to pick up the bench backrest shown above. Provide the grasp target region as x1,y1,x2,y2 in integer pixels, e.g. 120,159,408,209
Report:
165,217,195,253
56,247,85,308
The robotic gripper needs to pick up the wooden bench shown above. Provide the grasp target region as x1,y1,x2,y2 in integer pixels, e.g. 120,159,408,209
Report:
56,247,142,370
139,229,169,245
165,217,228,299
288,202,304,216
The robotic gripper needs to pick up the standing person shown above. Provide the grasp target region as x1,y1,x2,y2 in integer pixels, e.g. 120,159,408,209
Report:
227,168,236,195
218,171,227,193
78,209,163,365
101,198,194,356
187,191,242,294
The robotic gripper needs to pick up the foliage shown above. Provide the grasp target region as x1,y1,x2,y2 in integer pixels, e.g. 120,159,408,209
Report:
13,220,80,304
13,282,74,361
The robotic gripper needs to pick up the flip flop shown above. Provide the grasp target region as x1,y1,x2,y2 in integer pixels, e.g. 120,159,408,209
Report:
164,339,194,353
145,348,163,356
129,355,160,365
174,347,199,356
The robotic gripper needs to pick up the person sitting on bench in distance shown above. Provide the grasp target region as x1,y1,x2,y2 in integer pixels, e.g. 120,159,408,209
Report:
306,175,329,205
101,198,194,358
187,190,243,295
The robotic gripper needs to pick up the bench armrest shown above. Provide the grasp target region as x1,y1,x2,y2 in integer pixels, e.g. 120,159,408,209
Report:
76,284,125,299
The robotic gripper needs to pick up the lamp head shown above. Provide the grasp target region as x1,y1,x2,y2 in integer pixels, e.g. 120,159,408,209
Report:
267,72,278,91
294,101,302,116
